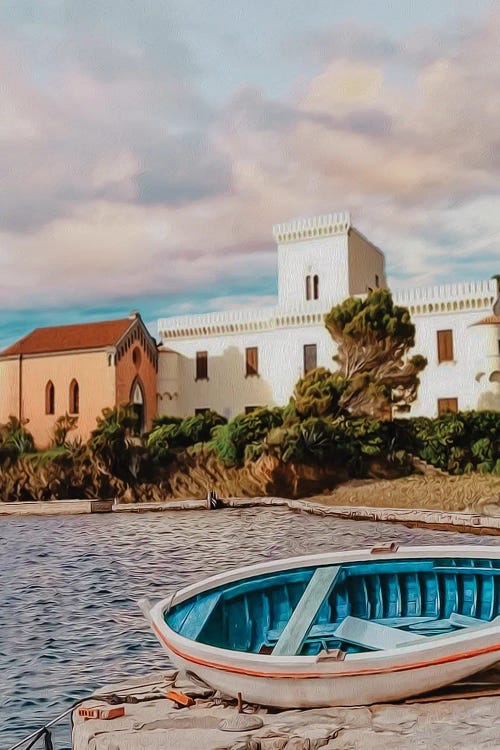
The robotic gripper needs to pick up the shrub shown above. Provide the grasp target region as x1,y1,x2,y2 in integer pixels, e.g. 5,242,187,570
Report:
51,413,79,447
262,415,403,473
0,416,34,461
397,411,500,474
209,407,284,467
88,404,141,480
147,410,225,463
293,368,348,418
151,415,183,429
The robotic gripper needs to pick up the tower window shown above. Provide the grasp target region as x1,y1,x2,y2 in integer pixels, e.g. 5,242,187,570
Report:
69,379,79,415
303,344,317,374
437,330,454,363
375,274,380,287
45,381,55,415
305,275,312,301
245,347,259,376
313,275,319,300
196,351,208,380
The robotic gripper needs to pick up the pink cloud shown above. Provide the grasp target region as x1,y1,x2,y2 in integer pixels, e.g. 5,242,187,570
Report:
0,9,498,311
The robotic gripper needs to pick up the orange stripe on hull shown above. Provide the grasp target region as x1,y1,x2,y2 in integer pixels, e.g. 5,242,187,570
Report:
153,622,500,680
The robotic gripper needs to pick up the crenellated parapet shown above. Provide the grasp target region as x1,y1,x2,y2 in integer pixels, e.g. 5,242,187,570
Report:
159,301,328,340
273,212,351,244
393,279,497,316
159,279,498,340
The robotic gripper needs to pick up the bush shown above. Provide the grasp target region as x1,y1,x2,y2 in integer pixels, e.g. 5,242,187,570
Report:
88,404,141,480
151,415,183,429
396,411,500,474
51,413,79,447
293,368,348,418
146,410,226,463
208,407,284,467
261,415,405,474
0,416,34,462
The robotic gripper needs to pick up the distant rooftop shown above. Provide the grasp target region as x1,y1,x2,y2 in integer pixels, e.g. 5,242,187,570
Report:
1,316,139,357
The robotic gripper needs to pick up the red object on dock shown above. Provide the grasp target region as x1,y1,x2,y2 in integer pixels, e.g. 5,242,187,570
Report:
166,690,195,707
78,706,125,720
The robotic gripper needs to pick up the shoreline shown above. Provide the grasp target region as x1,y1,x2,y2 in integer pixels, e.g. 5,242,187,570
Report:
2,494,500,535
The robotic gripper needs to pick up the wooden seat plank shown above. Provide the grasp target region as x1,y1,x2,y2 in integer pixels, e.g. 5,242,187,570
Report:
334,616,423,651
272,566,341,656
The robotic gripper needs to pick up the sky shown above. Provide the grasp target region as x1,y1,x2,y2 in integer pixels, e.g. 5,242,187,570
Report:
0,0,499,349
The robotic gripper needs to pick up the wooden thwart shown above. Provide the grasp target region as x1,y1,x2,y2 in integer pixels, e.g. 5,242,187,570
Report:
273,566,341,656
334,616,424,651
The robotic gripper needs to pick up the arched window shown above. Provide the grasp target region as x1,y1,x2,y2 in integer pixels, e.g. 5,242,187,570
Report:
69,379,79,414
132,347,142,367
305,275,311,301
313,274,319,300
130,377,146,433
45,381,55,415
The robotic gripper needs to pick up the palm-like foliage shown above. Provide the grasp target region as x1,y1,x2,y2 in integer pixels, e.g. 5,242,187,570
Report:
0,416,34,460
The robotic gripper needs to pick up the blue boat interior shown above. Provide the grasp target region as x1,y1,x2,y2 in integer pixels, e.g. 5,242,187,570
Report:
165,557,500,656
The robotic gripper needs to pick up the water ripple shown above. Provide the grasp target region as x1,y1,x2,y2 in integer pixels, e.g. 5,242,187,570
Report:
1,507,498,748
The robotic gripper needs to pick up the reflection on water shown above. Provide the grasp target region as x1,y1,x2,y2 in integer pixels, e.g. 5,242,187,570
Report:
1,507,498,747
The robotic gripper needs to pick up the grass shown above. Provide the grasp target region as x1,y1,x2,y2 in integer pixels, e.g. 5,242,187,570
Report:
307,473,500,513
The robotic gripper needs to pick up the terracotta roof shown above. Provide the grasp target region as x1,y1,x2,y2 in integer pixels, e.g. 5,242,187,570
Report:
1,318,135,356
471,314,500,326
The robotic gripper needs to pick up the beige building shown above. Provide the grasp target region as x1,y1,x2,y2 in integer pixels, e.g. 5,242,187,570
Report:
0,313,158,448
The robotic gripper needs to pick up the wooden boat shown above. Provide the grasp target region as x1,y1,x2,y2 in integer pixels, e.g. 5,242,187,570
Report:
140,544,500,707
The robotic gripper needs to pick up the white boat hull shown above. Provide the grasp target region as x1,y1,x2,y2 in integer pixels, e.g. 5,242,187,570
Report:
144,545,500,707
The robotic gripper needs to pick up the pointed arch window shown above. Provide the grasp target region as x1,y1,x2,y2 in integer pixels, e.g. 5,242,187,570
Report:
45,381,55,415
305,275,312,301
313,274,319,300
130,377,146,433
69,379,79,415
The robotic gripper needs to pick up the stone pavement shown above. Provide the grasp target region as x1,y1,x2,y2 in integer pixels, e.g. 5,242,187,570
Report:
72,669,500,750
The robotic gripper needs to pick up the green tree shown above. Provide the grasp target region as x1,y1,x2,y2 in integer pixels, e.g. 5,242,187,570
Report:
324,289,427,418
293,368,348,419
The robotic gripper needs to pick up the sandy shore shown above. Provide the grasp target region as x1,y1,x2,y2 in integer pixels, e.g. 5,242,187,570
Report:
308,473,500,513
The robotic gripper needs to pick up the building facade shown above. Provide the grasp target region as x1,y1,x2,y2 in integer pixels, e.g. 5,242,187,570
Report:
158,212,500,419
0,312,158,447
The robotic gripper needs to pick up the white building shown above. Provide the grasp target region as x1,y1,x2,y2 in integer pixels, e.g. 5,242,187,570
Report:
157,212,500,419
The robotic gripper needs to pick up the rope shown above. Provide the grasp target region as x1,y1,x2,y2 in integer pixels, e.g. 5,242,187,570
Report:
7,700,85,750
24,727,53,750
7,684,171,750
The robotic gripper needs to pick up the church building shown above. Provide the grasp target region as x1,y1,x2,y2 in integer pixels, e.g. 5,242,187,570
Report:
0,312,158,447
157,212,500,419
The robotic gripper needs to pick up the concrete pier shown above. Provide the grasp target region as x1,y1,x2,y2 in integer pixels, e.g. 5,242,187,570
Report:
72,668,500,749
0,498,113,516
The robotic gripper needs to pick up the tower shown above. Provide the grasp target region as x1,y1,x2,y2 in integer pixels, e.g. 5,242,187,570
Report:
273,211,386,310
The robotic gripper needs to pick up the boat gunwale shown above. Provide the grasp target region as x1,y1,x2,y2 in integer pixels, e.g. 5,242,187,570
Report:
162,545,500,612
149,545,500,671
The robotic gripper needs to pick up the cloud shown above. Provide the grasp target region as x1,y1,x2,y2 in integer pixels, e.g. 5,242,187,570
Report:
0,4,498,323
